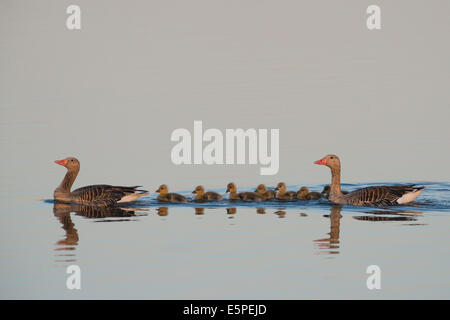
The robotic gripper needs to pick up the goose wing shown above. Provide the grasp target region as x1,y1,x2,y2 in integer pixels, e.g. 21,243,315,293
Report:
346,185,424,207
71,185,148,206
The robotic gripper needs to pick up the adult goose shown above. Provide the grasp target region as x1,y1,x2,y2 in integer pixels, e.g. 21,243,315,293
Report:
54,157,149,206
314,154,425,206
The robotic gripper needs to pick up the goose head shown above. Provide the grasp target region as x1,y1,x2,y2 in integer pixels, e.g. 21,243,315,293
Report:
298,186,309,198
322,185,331,194
314,154,341,170
55,157,80,171
226,182,237,193
255,184,267,195
192,185,205,196
275,182,287,193
156,184,169,195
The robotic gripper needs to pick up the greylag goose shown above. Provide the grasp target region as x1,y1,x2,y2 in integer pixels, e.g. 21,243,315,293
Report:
192,185,223,201
297,186,321,200
314,154,425,206
156,184,187,202
53,157,148,206
255,184,276,200
275,182,297,200
226,182,265,201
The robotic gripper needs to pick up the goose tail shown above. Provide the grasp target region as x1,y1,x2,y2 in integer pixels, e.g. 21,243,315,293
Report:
117,189,149,203
396,185,425,204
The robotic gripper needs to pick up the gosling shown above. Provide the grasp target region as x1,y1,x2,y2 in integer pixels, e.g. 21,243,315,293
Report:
297,186,321,200
275,182,297,200
192,185,223,202
226,182,264,201
255,184,276,200
321,185,348,199
155,184,187,203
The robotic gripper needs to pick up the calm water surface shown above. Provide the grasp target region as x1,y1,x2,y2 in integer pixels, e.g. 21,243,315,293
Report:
1,182,449,299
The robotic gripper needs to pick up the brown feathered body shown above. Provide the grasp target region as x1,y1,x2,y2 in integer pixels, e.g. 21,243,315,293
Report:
297,187,321,200
332,185,425,207
255,184,276,200
156,184,187,203
192,186,223,202
275,182,297,200
226,182,265,201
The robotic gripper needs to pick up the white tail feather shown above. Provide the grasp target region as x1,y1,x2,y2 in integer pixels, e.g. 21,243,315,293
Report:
118,191,149,203
396,188,424,204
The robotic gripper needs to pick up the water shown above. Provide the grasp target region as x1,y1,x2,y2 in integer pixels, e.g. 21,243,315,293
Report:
1,182,449,299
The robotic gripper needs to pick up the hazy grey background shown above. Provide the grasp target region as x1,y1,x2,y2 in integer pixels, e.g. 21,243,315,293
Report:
1,1,450,301
1,0,449,194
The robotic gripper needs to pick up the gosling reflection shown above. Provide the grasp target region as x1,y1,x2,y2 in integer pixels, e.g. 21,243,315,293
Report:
195,208,205,215
157,207,168,216
156,207,207,216
227,208,237,217
273,210,286,218
314,206,342,255
256,208,266,214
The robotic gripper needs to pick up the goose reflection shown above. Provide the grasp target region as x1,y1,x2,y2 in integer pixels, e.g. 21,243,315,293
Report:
53,203,80,263
53,203,79,249
53,202,144,262
53,202,139,220
353,209,422,222
314,206,342,255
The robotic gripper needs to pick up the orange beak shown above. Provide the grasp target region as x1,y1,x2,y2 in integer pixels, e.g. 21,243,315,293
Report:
314,156,328,165
55,159,68,166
